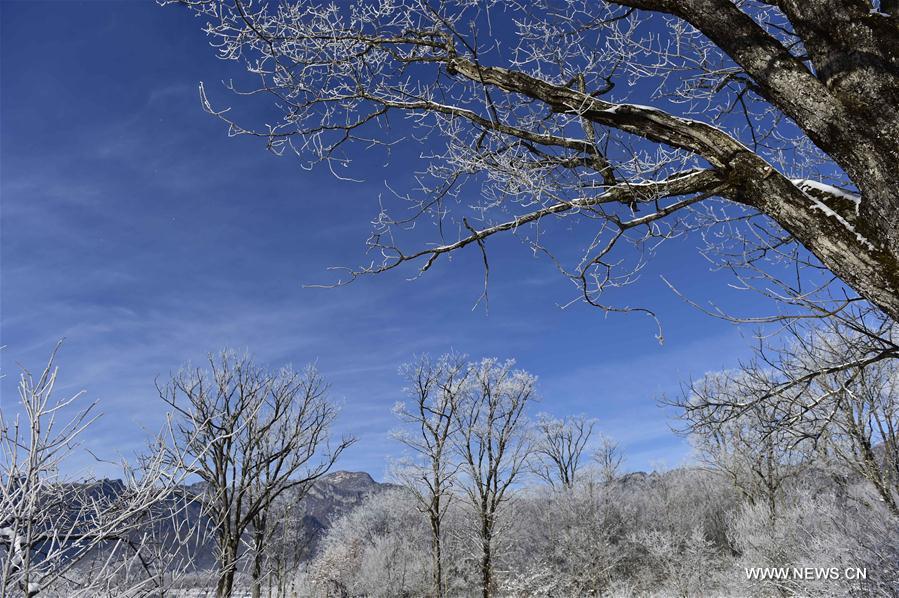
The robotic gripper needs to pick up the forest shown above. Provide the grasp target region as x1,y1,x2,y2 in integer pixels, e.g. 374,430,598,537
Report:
3,322,899,596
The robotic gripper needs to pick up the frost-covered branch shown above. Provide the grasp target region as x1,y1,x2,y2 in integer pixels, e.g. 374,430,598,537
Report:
165,0,899,323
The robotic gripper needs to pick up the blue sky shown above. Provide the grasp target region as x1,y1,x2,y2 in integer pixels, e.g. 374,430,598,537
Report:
1,1,766,480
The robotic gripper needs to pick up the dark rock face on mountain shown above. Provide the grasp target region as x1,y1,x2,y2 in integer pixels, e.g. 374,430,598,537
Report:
298,471,390,528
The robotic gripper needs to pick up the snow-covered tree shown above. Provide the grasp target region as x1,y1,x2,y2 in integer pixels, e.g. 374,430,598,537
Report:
392,353,470,598
593,434,624,484
0,344,197,597
454,359,536,598
682,314,899,519
158,350,354,598
308,488,432,598
531,414,595,489
686,371,808,522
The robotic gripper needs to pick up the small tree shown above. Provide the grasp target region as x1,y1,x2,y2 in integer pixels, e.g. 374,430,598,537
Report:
158,350,354,598
454,358,536,598
256,497,315,598
392,353,471,598
531,414,595,489
593,434,624,484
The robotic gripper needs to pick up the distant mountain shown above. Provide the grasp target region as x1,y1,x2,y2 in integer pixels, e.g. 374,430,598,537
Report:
296,471,394,532
56,471,394,572
275,471,397,554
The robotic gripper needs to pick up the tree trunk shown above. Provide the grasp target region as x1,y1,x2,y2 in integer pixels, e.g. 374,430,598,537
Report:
251,518,267,598
613,0,899,322
480,516,492,598
215,541,238,598
431,516,443,598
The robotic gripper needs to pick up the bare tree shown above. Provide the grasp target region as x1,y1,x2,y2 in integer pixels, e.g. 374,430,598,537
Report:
685,371,808,523
531,414,595,489
682,314,899,519
667,300,899,520
158,350,354,598
164,0,899,328
783,319,899,518
0,344,196,598
392,353,470,598
819,359,899,518
454,358,535,598
593,434,624,484
253,496,317,598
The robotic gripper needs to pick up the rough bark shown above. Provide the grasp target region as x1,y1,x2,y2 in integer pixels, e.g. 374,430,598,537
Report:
480,513,492,598
608,0,899,320
430,507,444,598
250,515,267,598
215,540,238,598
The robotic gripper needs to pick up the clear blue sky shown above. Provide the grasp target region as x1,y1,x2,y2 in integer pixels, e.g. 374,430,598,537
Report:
1,1,766,480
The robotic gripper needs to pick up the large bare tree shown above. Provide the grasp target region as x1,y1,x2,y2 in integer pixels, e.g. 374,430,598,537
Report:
165,0,899,329
158,350,354,598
